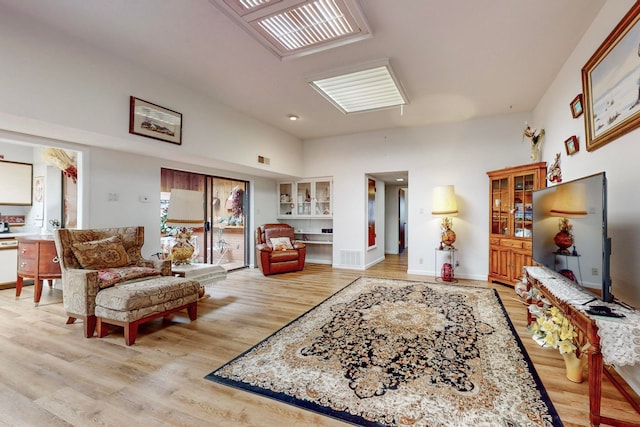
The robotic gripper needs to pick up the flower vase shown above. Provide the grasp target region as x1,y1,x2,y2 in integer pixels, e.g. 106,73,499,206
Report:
562,352,587,383
530,144,540,162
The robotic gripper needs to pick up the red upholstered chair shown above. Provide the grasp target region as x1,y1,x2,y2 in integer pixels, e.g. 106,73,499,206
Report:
256,224,306,275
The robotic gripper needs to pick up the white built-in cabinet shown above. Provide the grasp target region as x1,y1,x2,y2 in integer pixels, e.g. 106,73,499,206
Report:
278,178,333,264
278,178,332,218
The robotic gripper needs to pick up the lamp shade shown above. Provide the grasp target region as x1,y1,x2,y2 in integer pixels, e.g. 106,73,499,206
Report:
432,185,458,216
166,189,204,228
550,182,587,218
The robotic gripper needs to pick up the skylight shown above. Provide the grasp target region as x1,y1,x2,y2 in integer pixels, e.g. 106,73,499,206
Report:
307,59,408,114
212,0,372,59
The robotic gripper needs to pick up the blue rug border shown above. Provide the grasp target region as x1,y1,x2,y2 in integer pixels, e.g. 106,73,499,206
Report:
204,277,563,427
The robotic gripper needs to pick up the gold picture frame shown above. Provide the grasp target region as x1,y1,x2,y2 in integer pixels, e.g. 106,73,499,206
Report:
129,96,182,145
582,2,640,152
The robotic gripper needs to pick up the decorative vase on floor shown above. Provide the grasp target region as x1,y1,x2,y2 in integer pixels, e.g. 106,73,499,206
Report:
562,352,587,383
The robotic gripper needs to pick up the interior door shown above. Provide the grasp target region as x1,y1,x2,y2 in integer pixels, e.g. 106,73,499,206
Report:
368,178,376,247
398,188,406,253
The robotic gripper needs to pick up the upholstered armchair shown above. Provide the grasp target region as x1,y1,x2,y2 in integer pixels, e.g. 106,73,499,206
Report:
256,224,306,275
53,226,171,338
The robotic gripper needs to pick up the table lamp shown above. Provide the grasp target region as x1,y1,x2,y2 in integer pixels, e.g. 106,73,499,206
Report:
165,189,204,265
549,182,587,254
432,185,458,249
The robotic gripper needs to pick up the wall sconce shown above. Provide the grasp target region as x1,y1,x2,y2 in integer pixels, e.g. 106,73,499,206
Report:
432,185,459,249
549,182,587,254
165,189,204,265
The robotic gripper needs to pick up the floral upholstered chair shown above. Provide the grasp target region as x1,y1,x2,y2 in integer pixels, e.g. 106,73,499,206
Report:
53,226,171,338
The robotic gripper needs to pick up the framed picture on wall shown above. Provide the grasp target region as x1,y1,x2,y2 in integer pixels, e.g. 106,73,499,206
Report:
564,136,579,156
570,94,583,118
129,96,182,145
582,2,640,151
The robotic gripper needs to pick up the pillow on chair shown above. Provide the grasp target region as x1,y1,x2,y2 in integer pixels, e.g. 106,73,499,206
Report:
270,237,293,251
71,235,131,269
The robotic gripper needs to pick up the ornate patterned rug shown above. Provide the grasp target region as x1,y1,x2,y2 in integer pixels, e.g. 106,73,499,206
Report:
205,277,562,426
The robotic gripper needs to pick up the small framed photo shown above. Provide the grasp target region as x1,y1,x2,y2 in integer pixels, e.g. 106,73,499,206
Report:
570,94,583,118
564,135,579,155
129,96,182,145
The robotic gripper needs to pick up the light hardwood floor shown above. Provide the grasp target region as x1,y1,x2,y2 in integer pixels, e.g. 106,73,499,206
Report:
0,253,638,426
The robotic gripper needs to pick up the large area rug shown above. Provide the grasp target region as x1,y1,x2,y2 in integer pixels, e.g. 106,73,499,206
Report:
205,277,562,426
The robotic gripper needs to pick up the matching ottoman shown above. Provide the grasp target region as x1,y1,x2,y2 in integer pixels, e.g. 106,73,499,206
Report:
95,276,200,345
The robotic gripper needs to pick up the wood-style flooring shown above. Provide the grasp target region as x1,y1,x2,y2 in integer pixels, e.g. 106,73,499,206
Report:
0,253,638,426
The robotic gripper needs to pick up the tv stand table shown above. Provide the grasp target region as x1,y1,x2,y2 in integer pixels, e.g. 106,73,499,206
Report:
524,266,640,427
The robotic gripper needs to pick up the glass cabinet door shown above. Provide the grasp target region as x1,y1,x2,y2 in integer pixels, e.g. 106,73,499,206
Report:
512,172,535,239
278,182,294,216
313,179,331,216
491,177,509,235
296,181,312,215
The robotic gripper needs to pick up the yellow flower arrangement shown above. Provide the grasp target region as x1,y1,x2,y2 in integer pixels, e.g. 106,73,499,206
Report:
528,306,578,354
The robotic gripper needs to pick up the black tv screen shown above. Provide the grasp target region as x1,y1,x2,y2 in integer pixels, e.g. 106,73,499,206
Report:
531,172,612,302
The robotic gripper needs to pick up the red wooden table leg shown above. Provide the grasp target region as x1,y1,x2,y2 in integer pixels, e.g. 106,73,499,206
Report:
34,278,43,305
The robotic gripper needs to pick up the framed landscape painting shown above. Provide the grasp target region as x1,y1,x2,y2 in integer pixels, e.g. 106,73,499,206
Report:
129,96,182,145
582,2,640,152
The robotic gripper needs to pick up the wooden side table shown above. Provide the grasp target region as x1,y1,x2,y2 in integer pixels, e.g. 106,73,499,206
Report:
16,236,62,306
525,267,640,427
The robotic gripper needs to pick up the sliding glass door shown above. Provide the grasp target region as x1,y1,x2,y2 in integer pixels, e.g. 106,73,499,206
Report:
161,168,248,270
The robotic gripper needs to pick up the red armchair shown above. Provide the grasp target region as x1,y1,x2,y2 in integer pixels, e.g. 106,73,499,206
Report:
256,224,306,275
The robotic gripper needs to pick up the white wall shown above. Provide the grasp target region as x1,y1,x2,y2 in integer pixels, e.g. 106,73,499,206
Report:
84,146,277,266
534,0,640,309
0,7,304,180
533,0,640,393
304,112,533,278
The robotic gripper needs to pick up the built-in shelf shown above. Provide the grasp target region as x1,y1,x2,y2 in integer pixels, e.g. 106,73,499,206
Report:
292,229,332,264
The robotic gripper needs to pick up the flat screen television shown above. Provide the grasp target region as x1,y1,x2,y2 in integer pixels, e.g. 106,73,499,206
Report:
531,172,612,302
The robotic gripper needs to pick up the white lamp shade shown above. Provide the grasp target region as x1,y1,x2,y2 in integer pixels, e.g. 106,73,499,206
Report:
550,182,587,217
166,189,204,228
432,185,458,216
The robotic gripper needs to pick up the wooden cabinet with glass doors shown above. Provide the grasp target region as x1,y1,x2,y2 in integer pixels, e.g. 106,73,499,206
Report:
487,162,546,286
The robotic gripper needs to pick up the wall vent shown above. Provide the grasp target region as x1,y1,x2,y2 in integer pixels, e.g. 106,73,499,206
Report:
257,155,270,165
340,250,361,267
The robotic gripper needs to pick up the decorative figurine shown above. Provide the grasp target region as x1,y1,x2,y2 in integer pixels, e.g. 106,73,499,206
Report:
548,153,562,183
523,122,545,162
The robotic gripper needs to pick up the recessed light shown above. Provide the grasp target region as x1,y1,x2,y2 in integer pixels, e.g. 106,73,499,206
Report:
288,114,299,121
396,178,405,182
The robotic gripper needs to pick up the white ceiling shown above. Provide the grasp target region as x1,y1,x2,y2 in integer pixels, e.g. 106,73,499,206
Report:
1,0,606,142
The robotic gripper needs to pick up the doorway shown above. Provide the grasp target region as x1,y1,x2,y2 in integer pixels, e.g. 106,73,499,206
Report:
160,168,248,270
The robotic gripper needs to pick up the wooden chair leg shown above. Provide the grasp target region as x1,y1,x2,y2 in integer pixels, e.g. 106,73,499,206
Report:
187,301,198,321
85,315,97,338
124,323,138,346
66,316,77,325
96,318,109,338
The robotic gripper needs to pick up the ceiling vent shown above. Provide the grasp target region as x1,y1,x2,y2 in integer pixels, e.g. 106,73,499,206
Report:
210,0,372,59
307,58,408,114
